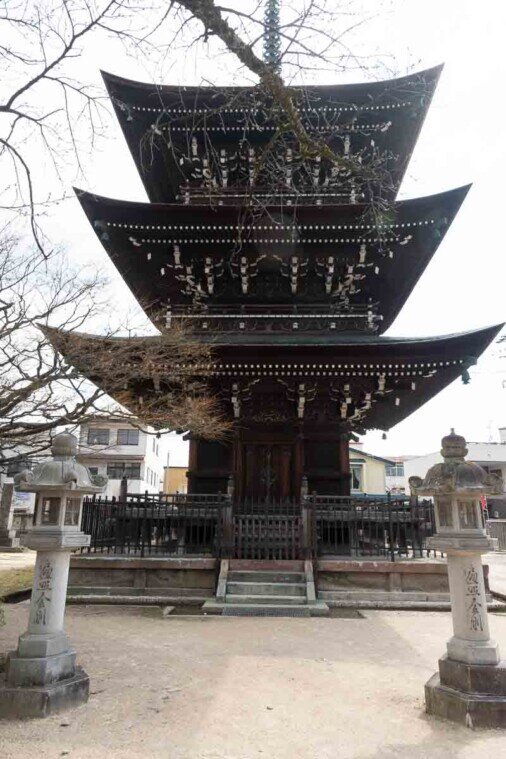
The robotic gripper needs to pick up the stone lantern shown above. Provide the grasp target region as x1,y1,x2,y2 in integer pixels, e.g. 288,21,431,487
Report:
411,430,506,728
0,432,105,719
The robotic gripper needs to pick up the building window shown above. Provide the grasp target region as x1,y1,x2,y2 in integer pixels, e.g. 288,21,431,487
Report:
88,467,98,476
351,465,363,492
386,464,404,477
117,428,139,446
152,438,156,452
483,466,502,480
87,428,110,446
106,463,141,479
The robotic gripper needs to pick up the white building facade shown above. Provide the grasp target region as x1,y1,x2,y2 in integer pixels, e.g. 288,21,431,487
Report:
384,456,417,495
349,445,393,496
77,419,167,498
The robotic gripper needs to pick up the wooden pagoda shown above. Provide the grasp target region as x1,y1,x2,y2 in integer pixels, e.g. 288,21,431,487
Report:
48,65,502,502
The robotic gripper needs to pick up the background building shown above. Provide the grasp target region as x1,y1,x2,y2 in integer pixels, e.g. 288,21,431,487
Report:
349,446,393,496
163,466,188,494
77,418,167,498
384,456,417,495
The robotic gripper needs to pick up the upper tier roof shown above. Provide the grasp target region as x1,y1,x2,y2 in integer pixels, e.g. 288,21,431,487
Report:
42,323,502,434
77,184,468,334
102,65,442,205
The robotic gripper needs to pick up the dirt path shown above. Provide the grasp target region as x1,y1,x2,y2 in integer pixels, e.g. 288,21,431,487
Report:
0,551,36,572
1,603,505,758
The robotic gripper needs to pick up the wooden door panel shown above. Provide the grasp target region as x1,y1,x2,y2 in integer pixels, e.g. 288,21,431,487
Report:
241,443,294,500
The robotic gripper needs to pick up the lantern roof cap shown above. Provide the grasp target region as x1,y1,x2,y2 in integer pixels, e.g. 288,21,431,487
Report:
14,432,105,494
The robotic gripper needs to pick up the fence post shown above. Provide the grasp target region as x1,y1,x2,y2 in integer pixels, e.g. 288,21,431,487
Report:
222,499,233,558
301,497,313,560
140,490,149,558
387,491,395,562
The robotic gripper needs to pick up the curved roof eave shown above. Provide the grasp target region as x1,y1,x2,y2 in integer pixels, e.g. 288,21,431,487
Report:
41,322,504,352
73,183,471,216
100,64,444,101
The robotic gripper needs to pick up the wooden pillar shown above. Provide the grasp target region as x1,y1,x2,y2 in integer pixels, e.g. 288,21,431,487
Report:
294,425,304,501
279,445,292,500
187,436,198,494
339,434,351,496
232,432,242,503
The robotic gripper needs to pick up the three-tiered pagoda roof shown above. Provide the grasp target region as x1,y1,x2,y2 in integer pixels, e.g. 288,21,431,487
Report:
47,64,502,470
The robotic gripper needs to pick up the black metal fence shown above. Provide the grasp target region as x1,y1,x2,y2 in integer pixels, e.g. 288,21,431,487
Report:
230,498,305,561
80,493,437,561
304,495,437,560
81,493,227,557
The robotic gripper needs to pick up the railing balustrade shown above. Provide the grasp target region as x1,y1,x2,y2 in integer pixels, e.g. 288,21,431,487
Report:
304,494,437,560
81,492,228,558
80,492,438,561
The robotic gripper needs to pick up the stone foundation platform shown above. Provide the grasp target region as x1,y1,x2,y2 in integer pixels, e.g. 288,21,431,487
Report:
425,655,506,728
63,555,472,609
0,667,89,719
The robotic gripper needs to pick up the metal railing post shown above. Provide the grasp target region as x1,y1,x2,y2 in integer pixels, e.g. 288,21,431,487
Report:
387,491,395,562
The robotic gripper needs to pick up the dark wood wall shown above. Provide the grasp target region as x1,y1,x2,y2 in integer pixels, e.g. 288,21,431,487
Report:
187,424,351,498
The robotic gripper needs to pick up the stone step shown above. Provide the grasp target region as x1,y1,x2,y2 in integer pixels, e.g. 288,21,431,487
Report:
227,581,306,597
202,599,330,617
222,605,311,617
229,560,305,572
227,571,306,584
225,594,306,605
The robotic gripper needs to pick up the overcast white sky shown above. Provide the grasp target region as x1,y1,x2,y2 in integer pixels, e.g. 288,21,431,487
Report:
47,0,506,464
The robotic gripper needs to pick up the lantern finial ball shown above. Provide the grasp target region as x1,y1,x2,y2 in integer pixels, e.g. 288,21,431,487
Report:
51,431,78,458
441,428,467,463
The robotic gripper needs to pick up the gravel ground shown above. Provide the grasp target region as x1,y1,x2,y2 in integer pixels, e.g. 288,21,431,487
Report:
484,551,506,596
0,551,36,572
1,602,505,758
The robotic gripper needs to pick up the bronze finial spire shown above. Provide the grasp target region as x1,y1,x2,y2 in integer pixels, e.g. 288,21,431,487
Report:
263,0,281,72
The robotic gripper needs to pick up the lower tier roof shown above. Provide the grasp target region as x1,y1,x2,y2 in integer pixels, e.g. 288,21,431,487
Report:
42,323,502,435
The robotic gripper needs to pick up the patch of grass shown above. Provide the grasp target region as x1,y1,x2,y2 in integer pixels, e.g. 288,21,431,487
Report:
0,567,34,599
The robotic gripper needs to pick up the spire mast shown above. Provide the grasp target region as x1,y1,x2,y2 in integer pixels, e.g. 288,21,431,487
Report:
263,0,281,73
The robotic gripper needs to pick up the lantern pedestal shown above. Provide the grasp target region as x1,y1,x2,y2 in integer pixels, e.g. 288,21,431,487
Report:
0,531,91,719
425,659,506,729
0,432,104,720
435,539,500,666
410,430,506,728
424,536,506,727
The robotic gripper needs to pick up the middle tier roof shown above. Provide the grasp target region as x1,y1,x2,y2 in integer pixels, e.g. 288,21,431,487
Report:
78,185,468,334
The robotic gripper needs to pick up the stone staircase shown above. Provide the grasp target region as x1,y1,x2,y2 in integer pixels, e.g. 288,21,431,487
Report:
203,560,329,617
